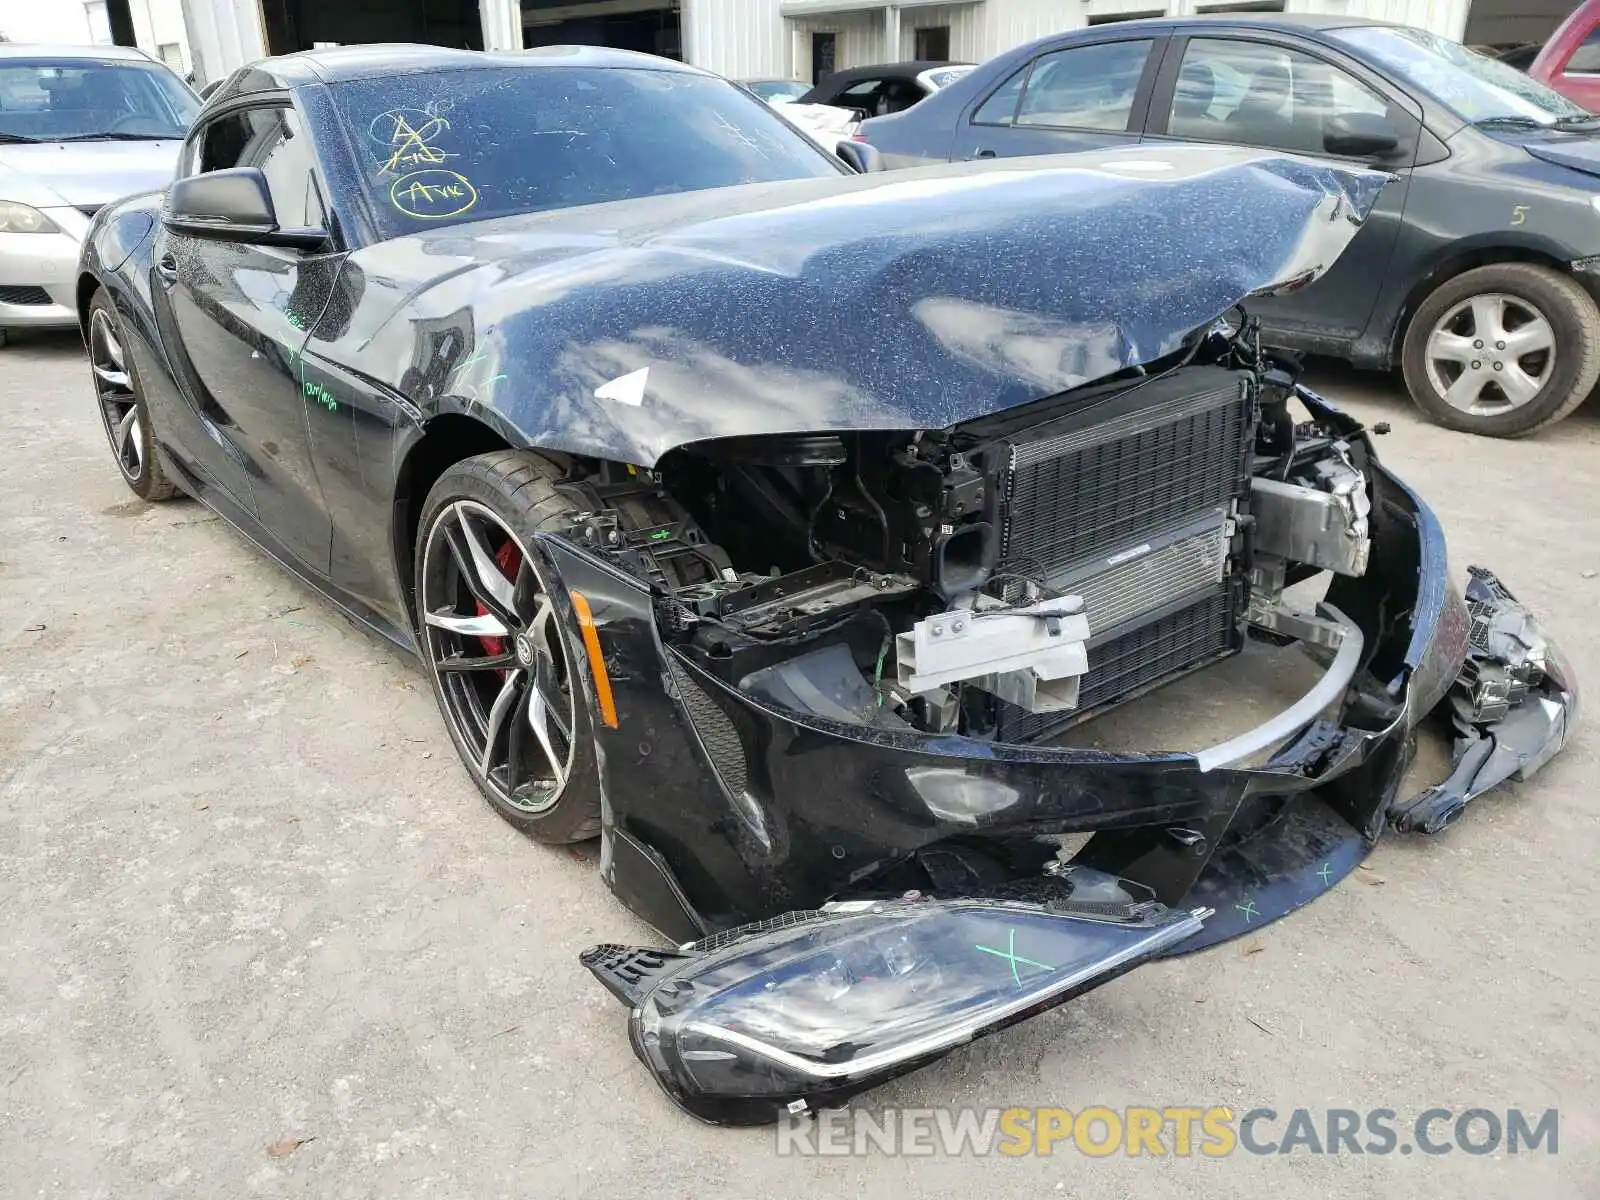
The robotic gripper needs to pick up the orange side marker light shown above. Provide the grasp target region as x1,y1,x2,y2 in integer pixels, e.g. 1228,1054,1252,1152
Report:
568,590,619,729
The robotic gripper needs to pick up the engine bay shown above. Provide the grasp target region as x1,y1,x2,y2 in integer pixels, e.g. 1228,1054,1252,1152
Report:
555,319,1377,746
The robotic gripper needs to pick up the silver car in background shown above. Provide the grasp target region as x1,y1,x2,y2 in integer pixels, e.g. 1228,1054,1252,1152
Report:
0,44,197,347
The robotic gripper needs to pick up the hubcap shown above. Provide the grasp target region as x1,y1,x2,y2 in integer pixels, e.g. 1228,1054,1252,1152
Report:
1424,292,1556,417
89,308,144,481
420,501,577,814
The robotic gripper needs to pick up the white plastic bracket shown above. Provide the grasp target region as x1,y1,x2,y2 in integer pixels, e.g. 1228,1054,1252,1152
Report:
896,596,1092,712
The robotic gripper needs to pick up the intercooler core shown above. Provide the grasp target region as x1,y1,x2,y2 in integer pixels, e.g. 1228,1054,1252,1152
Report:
985,366,1254,742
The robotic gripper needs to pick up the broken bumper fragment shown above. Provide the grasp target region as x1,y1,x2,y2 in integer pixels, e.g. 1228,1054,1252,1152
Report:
1388,567,1578,834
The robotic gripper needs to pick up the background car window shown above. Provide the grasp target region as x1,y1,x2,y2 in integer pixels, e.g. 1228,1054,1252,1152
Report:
971,66,1028,125
923,65,974,90
1167,39,1388,155
747,80,809,103
195,107,325,228
329,67,842,240
0,58,196,140
1015,41,1151,131
837,77,922,116
1568,30,1600,74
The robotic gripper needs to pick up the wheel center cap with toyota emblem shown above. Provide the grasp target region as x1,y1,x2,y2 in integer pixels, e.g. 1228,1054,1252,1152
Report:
514,632,536,668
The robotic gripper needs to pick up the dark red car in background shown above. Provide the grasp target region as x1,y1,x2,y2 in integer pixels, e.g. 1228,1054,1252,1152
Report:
1531,0,1600,111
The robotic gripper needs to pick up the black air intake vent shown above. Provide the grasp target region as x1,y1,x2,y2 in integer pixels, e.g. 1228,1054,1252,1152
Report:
0,285,52,306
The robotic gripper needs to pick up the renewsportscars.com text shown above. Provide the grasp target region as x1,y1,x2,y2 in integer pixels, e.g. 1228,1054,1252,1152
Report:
775,1106,1559,1158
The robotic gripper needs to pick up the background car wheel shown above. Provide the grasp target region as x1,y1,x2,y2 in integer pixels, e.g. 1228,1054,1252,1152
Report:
1401,263,1600,437
88,289,180,500
415,451,602,843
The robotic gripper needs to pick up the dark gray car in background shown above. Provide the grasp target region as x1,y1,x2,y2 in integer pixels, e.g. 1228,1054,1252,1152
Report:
859,14,1600,437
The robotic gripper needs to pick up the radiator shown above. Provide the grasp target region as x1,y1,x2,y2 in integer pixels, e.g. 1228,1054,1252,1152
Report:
986,367,1254,742
996,583,1246,743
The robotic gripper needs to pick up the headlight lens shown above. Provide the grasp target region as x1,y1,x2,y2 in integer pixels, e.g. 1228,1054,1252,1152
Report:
590,889,1204,1124
0,202,60,234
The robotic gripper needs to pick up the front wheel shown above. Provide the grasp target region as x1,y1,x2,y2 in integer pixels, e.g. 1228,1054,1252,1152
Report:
414,451,602,843
1401,263,1600,437
87,288,180,500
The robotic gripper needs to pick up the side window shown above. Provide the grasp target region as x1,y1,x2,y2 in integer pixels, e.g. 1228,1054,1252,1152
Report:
194,108,264,174
190,106,324,227
879,79,923,114
972,65,1028,126
1567,29,1600,74
1015,40,1153,131
1167,38,1390,156
252,109,325,228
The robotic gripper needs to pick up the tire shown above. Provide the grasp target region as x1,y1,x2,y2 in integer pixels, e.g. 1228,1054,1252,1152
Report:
414,451,602,843
87,288,180,500
1401,263,1600,437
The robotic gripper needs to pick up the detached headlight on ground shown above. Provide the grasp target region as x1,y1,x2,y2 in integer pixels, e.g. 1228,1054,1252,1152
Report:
583,889,1205,1124
0,202,60,234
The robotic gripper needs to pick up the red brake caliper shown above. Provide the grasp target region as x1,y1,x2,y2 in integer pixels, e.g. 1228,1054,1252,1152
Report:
477,539,523,659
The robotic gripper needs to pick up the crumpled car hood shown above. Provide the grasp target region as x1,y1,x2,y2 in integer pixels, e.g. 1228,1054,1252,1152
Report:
353,145,1389,466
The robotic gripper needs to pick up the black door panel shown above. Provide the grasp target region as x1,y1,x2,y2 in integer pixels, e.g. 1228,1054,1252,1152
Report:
138,252,259,507
296,258,419,631
161,101,339,572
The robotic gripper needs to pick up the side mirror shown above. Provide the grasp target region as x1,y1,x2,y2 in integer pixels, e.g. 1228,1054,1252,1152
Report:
164,167,328,250
835,139,885,174
1323,112,1401,158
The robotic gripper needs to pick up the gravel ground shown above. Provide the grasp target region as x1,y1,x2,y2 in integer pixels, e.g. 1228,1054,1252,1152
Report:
1,329,1596,1199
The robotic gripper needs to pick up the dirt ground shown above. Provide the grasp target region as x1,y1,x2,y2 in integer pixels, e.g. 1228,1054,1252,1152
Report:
2,328,1597,1199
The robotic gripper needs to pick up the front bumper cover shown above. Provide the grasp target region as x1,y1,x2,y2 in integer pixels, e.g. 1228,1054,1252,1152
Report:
0,212,87,329
544,391,1575,1122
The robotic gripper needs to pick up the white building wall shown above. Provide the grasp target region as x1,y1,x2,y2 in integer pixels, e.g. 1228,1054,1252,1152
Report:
12,0,1484,96
1285,0,1470,40
178,0,264,84
685,0,790,77
898,2,987,60
137,0,195,73
0,0,194,74
684,0,1478,81
789,9,884,77
0,0,100,43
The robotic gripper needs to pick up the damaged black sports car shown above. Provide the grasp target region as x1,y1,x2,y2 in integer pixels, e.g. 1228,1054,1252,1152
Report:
79,45,1577,1125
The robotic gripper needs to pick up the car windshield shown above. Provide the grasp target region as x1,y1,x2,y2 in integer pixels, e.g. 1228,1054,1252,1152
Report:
0,58,197,142
747,80,809,103
1332,25,1589,126
327,66,845,238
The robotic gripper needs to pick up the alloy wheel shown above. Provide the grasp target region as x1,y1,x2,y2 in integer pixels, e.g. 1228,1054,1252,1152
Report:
90,307,144,480
420,500,577,813
1424,292,1556,417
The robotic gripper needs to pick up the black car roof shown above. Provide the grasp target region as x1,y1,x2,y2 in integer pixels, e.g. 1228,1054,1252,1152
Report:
231,43,707,90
